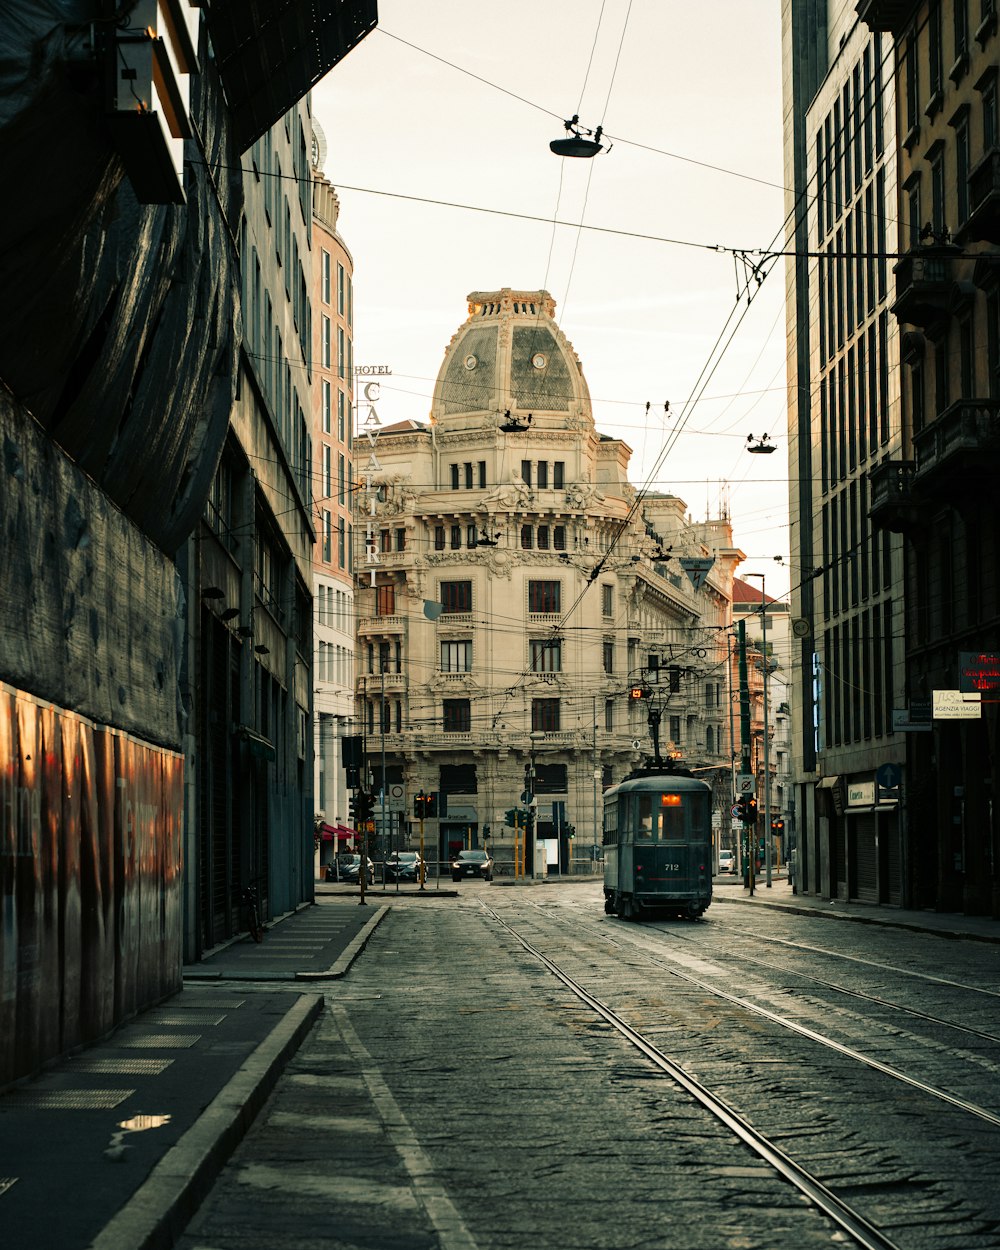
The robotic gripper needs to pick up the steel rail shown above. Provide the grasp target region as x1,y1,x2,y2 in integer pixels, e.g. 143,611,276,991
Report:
521,901,1000,1127
646,922,1000,1044
718,924,1000,998
484,905,904,1250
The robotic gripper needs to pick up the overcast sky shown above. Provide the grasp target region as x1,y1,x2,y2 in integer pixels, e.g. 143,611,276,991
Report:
312,1,791,598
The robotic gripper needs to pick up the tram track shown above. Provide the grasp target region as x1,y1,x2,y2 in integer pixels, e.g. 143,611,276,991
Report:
481,895,1000,1250
483,901,904,1250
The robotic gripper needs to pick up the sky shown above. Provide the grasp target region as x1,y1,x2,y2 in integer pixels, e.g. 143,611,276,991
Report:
312,0,792,599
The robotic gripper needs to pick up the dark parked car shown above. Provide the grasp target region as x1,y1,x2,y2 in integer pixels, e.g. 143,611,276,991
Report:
385,851,425,882
451,849,494,882
326,854,374,885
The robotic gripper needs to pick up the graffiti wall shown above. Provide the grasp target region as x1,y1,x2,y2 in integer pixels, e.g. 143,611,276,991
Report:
0,684,183,1087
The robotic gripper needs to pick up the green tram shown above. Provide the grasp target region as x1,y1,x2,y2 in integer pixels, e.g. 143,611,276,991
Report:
603,767,713,920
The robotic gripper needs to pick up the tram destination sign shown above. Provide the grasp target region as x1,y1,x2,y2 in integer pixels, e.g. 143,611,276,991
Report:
959,651,1000,699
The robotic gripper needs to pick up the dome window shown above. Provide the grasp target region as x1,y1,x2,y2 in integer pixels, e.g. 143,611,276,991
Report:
464,354,478,370
531,352,547,370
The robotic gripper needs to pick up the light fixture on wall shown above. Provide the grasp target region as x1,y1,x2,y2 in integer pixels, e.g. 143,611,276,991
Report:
201,586,225,599
221,607,241,622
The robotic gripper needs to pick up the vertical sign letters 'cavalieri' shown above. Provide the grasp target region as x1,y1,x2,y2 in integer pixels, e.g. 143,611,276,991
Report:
356,371,390,586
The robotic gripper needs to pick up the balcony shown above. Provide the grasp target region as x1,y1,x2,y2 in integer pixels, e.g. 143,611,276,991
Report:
891,246,960,329
357,614,405,636
855,0,919,33
913,399,1000,499
966,148,1000,245
868,460,920,533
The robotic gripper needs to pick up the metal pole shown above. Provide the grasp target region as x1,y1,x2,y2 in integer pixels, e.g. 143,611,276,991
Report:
593,695,599,868
761,576,772,888
380,664,387,860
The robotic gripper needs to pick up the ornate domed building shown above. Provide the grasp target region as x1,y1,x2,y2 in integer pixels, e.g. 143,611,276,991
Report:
354,289,741,873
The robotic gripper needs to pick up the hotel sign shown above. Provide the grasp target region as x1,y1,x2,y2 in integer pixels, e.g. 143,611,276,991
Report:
959,652,1000,697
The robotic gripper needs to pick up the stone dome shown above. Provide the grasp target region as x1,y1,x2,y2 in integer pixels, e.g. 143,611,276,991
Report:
431,288,593,429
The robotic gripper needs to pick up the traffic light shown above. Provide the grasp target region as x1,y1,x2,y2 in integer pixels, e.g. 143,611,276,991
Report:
504,808,517,826
628,684,651,701
413,791,437,819
745,796,758,822
735,795,747,822
565,823,576,839
355,791,373,823
771,818,785,833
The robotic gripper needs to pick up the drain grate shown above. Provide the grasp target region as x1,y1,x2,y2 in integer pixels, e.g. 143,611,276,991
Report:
116,1034,201,1049
148,1014,226,1026
2,1089,135,1109
71,1058,173,1075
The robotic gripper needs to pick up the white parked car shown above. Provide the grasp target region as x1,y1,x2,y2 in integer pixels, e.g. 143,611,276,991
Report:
718,849,736,874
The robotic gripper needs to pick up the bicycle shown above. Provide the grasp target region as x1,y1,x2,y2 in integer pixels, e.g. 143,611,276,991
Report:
240,875,266,943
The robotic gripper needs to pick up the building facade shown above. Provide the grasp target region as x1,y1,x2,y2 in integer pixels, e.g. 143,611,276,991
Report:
311,140,358,873
181,99,320,957
732,578,793,871
353,289,742,873
860,0,1000,916
782,1,908,907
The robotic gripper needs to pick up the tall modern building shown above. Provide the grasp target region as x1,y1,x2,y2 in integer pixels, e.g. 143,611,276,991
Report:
782,2,907,906
352,289,743,871
858,0,1000,916
311,136,358,873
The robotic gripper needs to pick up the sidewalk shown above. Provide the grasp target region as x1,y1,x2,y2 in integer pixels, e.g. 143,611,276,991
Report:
1,899,386,1250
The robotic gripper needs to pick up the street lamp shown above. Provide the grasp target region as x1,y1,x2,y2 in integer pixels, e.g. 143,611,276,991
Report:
745,573,772,888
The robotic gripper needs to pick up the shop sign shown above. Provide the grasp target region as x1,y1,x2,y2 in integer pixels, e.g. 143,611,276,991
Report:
933,690,982,720
959,652,1000,697
847,779,875,807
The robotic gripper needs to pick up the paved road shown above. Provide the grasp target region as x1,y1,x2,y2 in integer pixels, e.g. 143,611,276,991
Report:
174,881,1000,1250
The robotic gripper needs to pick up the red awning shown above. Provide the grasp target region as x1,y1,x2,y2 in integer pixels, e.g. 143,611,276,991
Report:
336,825,356,841
318,822,338,842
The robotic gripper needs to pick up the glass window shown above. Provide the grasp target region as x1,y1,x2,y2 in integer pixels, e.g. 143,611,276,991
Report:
553,526,566,550
337,262,345,315
375,585,395,616
537,525,549,550
322,315,331,368
450,464,460,490
450,525,462,549
322,250,331,304
464,462,474,489
553,462,564,489
537,461,548,489
528,580,560,613
478,461,487,488
520,459,532,486
605,699,614,731
531,698,560,732
601,584,613,616
441,641,472,672
322,380,331,433
521,525,533,549
603,641,614,673
434,526,446,551
530,639,561,672
441,580,472,612
443,699,471,732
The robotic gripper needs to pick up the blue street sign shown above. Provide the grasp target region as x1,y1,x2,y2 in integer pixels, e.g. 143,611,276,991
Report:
876,763,901,789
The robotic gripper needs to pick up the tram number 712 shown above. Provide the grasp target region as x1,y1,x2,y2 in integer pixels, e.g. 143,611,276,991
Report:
663,862,680,871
